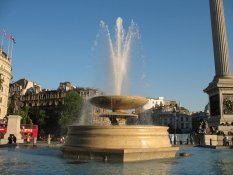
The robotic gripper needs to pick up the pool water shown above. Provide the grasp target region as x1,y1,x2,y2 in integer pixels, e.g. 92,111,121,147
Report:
0,146,232,175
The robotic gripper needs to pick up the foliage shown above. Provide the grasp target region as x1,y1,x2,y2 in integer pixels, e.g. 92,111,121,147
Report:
59,90,83,133
41,107,61,136
20,106,33,124
30,108,47,125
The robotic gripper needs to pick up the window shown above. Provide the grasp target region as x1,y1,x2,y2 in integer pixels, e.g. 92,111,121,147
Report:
181,123,184,129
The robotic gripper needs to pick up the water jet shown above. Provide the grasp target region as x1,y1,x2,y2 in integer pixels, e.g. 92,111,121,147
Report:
61,17,179,162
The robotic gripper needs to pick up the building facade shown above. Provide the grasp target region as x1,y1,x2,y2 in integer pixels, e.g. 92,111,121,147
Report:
8,80,108,125
142,97,177,111
134,98,192,134
8,78,40,114
0,48,12,119
151,106,192,134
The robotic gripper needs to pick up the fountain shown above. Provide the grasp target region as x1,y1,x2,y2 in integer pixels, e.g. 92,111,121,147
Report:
61,17,179,162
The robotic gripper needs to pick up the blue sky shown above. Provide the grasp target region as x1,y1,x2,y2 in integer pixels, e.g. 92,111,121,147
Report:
0,0,233,112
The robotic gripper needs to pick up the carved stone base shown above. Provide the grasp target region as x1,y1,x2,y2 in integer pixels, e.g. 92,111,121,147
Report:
204,77,233,128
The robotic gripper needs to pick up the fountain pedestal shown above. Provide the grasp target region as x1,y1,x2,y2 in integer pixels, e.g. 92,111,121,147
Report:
61,125,179,162
62,96,179,162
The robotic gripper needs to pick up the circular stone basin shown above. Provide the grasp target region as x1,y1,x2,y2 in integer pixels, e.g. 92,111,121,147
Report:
64,125,172,149
61,125,179,162
89,95,148,110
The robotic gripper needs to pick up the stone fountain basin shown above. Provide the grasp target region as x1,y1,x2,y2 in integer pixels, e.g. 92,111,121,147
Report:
61,125,179,162
89,95,148,110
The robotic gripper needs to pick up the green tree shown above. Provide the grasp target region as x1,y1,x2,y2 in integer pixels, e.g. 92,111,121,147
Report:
20,106,33,124
59,90,83,134
30,108,47,125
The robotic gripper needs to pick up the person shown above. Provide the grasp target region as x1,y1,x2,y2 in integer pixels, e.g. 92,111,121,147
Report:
169,134,174,144
226,136,229,146
26,134,31,143
60,136,65,144
223,135,226,146
223,135,229,146
8,134,12,144
12,134,17,143
47,134,51,144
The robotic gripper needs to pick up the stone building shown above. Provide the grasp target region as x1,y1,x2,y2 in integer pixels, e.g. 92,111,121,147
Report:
133,100,192,134
8,78,40,114
150,105,192,134
8,80,108,125
142,97,176,111
0,48,12,119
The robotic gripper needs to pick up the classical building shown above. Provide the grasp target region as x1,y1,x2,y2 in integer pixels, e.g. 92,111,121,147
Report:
142,97,177,111
0,48,12,119
8,80,108,125
8,78,40,114
130,97,192,133
150,105,192,134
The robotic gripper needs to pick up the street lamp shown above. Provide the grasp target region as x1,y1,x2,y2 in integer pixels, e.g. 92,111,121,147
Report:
173,106,177,145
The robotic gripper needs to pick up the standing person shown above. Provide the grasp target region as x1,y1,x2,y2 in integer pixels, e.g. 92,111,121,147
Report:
8,134,12,144
47,134,51,145
223,135,227,146
226,136,229,146
169,134,174,145
26,134,31,143
12,134,17,143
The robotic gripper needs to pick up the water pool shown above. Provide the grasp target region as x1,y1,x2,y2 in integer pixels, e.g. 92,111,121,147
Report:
0,146,232,175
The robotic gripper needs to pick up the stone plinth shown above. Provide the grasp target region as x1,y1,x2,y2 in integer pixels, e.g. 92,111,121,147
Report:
61,125,179,162
204,134,233,146
204,78,233,127
0,115,23,144
204,135,218,146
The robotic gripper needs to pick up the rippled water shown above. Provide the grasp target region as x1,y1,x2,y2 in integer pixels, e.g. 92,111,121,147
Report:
0,146,232,175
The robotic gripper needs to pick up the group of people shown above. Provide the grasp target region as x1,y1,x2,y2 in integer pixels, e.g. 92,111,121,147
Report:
8,134,17,144
59,136,65,144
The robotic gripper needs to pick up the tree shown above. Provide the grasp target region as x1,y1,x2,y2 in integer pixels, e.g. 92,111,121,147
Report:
30,108,47,125
20,106,33,124
59,90,83,134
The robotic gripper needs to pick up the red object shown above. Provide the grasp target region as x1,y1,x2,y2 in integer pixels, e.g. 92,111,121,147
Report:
20,124,38,139
0,122,7,139
9,34,13,40
0,122,7,133
0,122,38,139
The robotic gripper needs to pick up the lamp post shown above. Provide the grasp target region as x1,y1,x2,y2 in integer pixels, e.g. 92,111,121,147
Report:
173,106,177,145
